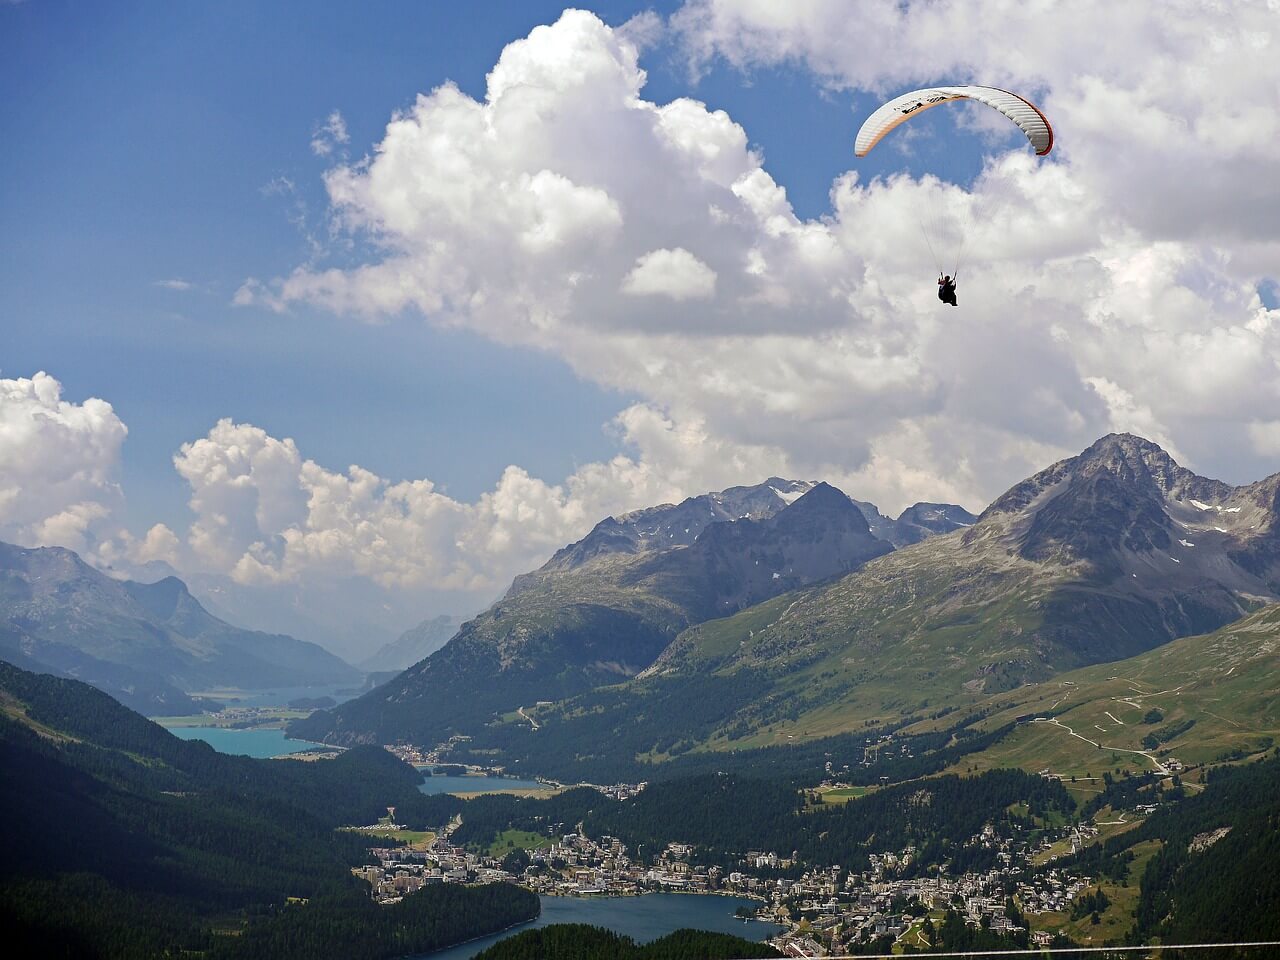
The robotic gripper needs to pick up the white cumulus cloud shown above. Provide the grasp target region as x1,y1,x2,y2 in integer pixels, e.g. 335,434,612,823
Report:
0,372,128,553
169,411,790,594
622,247,717,300
236,5,1280,515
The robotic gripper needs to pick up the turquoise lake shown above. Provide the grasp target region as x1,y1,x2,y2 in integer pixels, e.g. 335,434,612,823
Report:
415,893,783,959
165,726,322,758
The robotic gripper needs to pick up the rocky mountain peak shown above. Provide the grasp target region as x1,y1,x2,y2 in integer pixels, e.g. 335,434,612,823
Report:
511,478,817,592
970,434,1249,572
1073,433,1212,497
774,481,863,525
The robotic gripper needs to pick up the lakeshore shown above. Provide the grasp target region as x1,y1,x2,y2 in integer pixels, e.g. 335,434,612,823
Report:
411,893,783,959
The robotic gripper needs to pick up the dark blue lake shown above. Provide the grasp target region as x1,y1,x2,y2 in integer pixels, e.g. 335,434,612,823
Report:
417,773,550,795
415,893,782,959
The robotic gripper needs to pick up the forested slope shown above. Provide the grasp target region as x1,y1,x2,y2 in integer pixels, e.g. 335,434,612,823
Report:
0,661,537,959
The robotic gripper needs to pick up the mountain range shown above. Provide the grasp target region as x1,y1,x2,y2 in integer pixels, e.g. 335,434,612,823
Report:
0,542,358,714
292,479,971,746
295,434,1280,780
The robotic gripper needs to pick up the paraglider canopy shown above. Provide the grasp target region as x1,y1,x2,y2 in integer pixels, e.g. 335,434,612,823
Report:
854,85,1053,157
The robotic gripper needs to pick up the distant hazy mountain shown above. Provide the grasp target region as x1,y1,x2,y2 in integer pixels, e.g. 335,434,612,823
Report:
851,500,977,547
0,542,359,714
360,614,466,673
293,479,893,746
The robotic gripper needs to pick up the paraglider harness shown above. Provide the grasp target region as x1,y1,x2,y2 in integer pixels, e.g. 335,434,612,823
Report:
938,274,957,306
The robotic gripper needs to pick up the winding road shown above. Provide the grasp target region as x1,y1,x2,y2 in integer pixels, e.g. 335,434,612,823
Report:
1031,717,1169,775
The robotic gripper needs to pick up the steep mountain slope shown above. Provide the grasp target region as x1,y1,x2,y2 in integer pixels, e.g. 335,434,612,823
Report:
293,481,892,746
652,435,1276,710
0,660,537,959
0,542,358,712
360,614,466,673
440,435,1280,777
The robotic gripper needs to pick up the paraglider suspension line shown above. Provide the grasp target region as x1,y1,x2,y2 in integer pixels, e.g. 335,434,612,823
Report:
951,232,967,282
918,218,942,276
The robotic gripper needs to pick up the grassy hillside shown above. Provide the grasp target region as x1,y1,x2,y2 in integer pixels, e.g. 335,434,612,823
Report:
939,604,1280,780
454,530,1235,780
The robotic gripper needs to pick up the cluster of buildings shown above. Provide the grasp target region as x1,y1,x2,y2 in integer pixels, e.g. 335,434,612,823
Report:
1015,868,1093,915
353,811,1101,954
383,734,474,767
353,837,516,904
585,781,647,800
350,754,1113,953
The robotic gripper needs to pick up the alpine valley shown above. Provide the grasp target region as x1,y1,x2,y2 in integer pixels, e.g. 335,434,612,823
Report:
8,433,1280,959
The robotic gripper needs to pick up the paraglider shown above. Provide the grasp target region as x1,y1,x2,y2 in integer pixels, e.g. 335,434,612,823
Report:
854,85,1053,305
938,274,957,307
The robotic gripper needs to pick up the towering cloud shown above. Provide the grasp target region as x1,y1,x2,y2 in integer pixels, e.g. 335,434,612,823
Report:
236,6,1278,512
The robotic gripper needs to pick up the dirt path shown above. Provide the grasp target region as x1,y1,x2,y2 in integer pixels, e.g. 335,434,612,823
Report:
1032,717,1169,775
517,706,540,730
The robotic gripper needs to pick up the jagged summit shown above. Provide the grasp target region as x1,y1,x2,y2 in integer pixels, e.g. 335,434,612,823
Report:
521,478,816,587
294,476,892,746
295,432,1280,767
965,433,1263,575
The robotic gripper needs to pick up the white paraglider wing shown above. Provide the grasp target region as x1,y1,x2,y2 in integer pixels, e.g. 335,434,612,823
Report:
854,85,1053,157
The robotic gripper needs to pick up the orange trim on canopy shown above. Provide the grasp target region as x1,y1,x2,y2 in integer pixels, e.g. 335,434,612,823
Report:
853,95,966,157
986,85,1054,155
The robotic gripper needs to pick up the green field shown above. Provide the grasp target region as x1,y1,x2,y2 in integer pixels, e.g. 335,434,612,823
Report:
813,785,871,805
486,829,555,857
1029,839,1162,944
938,605,1280,780
378,829,436,848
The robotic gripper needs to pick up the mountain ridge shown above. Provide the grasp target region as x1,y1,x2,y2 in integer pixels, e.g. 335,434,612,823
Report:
0,541,358,713
410,434,1280,781
293,478,918,746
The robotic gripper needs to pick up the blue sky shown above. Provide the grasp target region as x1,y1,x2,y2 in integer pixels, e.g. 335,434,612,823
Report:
2,0,993,535
6,1,1273,656
3,1,653,530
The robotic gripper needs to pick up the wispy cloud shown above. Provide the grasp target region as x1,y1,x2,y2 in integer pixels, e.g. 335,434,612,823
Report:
153,278,194,291
310,109,349,157
260,176,325,260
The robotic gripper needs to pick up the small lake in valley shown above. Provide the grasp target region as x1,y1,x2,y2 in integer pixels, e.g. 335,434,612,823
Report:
164,726,326,758
417,771,551,795
415,893,783,959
